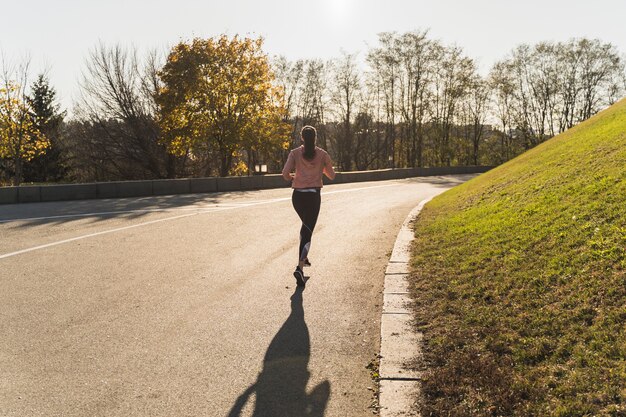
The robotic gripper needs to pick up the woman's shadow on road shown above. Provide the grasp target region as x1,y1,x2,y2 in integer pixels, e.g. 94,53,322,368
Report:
228,286,330,417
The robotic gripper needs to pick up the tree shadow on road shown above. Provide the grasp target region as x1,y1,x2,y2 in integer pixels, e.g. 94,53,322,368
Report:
227,286,330,417
0,191,263,229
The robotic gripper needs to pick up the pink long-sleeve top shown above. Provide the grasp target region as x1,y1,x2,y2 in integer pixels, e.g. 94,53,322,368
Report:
282,146,336,188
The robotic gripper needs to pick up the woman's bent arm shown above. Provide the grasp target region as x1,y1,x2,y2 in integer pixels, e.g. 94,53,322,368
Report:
282,151,295,181
323,154,336,180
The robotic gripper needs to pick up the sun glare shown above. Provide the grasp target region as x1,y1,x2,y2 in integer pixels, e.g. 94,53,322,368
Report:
327,0,353,21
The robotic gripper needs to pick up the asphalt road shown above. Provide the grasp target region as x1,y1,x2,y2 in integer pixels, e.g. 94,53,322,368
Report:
0,175,474,417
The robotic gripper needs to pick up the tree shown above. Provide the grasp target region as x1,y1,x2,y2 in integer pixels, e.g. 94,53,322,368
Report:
489,61,517,161
157,35,290,177
367,33,400,167
363,65,388,169
460,77,490,165
0,61,49,185
529,42,560,139
396,30,436,167
575,38,624,120
23,73,66,182
490,37,625,156
431,45,476,165
556,41,582,133
353,110,379,170
298,60,329,149
330,52,360,171
72,44,173,181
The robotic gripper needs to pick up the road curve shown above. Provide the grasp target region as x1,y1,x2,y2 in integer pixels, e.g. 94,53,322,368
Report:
0,175,474,417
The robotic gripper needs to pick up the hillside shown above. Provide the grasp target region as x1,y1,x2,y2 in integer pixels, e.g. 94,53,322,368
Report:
410,98,626,416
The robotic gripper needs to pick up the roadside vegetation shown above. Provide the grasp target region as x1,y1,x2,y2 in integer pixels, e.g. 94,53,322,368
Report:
410,98,626,415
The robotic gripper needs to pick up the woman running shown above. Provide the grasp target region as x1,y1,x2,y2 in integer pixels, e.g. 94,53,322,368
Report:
282,126,336,287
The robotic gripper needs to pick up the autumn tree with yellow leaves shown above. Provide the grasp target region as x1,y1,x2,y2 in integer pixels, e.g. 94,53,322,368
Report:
157,35,290,177
0,77,49,185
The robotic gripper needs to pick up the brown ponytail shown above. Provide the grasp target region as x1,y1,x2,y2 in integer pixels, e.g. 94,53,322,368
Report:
301,125,317,160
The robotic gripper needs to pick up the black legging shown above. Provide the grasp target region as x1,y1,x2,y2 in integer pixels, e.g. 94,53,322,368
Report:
291,189,321,262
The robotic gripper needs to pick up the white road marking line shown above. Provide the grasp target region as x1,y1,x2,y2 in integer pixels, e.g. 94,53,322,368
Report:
0,182,401,260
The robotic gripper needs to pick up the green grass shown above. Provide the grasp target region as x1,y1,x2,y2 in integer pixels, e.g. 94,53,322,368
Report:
410,98,626,416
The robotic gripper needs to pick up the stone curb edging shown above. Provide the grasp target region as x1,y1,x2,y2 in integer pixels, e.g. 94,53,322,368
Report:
378,197,433,417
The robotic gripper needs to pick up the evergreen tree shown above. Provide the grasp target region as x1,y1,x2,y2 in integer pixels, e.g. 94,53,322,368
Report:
24,73,66,182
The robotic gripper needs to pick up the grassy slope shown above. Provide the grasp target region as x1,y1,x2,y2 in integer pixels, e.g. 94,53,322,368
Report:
410,98,626,416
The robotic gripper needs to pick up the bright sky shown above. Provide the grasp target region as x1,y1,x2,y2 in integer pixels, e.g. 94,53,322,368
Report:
1,0,625,112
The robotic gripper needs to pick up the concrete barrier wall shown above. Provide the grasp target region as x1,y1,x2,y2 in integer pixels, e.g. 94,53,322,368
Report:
153,179,190,196
41,184,97,202
0,166,494,205
189,178,217,194
96,182,118,199
0,187,18,204
261,174,288,189
19,186,43,203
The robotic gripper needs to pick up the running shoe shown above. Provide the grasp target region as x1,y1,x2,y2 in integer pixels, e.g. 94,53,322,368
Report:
293,267,305,287
304,258,311,267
